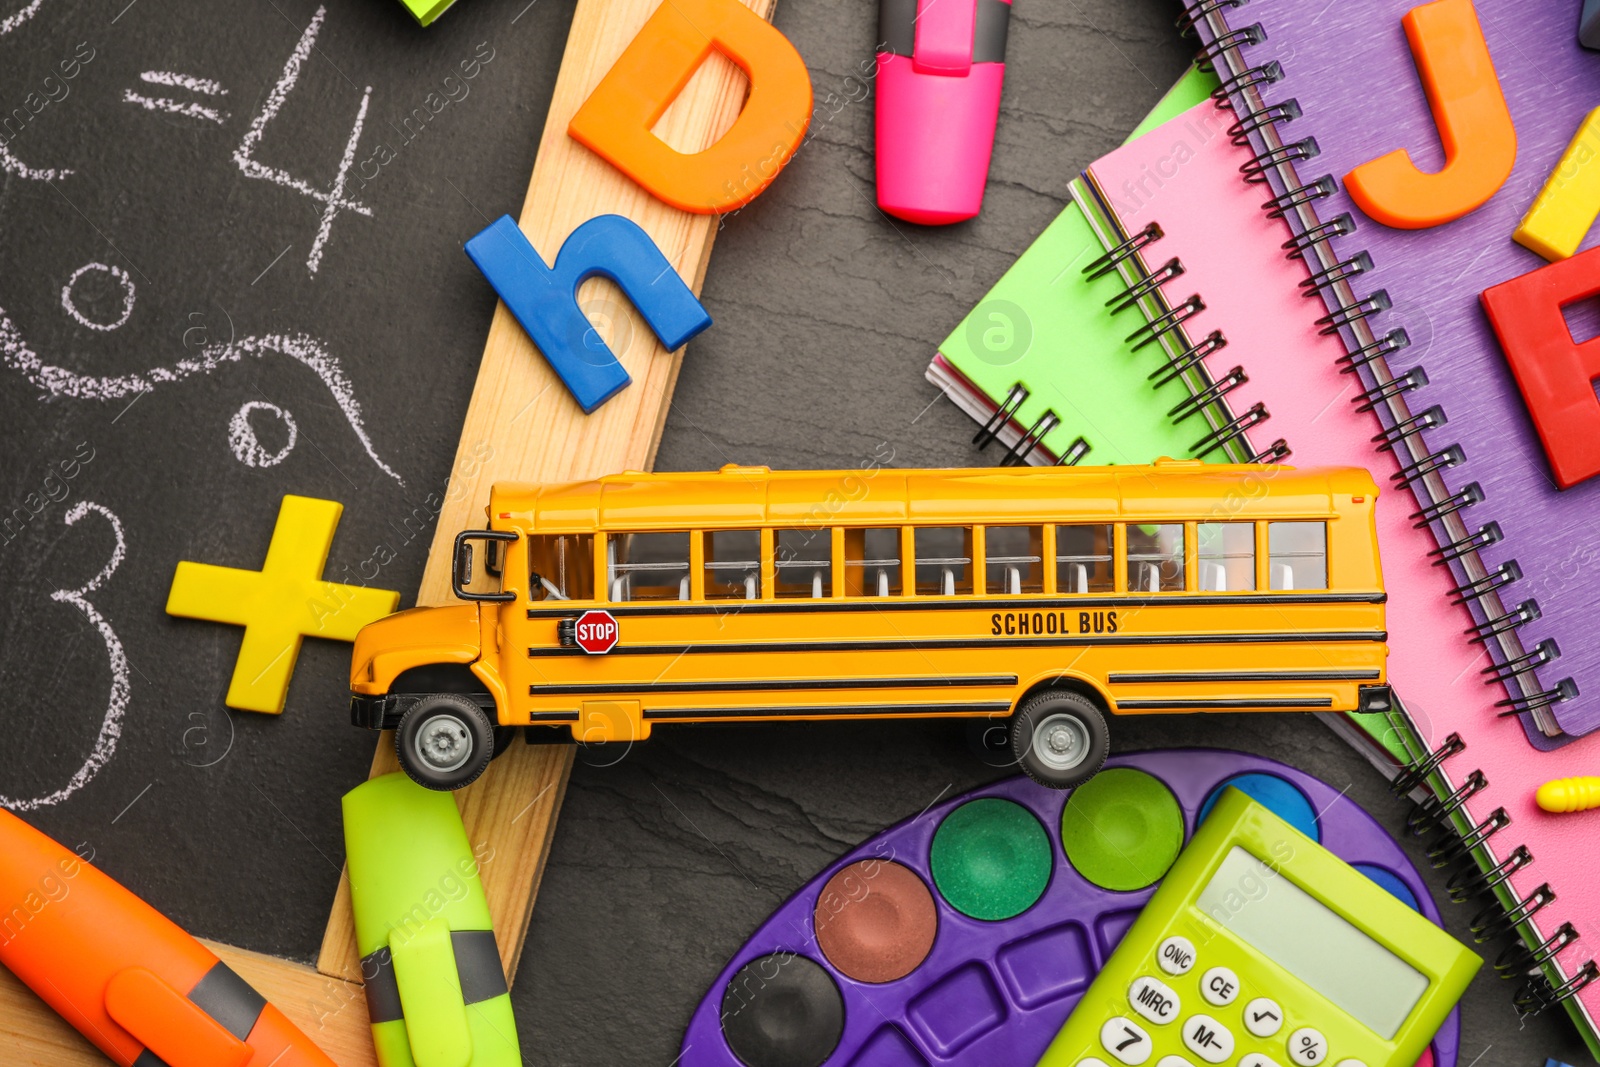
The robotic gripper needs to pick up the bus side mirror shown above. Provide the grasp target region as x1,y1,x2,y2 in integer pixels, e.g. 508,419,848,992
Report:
452,530,518,603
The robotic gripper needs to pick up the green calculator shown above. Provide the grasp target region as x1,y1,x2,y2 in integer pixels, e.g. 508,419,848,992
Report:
1036,787,1480,1067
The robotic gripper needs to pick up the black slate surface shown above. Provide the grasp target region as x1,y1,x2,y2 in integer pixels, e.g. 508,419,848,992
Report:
0,0,1587,1064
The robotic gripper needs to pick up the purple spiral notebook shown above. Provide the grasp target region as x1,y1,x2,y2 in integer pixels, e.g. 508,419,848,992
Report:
1191,1,1600,742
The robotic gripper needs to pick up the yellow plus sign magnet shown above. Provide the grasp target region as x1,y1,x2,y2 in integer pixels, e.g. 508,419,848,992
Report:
166,495,401,714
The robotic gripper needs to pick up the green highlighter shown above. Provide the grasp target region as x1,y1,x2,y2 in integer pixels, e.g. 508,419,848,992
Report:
1037,788,1479,1067
344,772,522,1067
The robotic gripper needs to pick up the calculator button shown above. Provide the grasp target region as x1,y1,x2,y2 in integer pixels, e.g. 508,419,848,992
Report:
1332,1062,1368,1067
1156,1058,1196,1067
1180,1014,1234,1064
1287,1027,1328,1065
1200,965,1239,1006
1243,996,1283,1037
1100,1017,1153,1065
1076,1060,1112,1067
1239,1056,1282,1067
1157,935,1196,975
1128,975,1182,1024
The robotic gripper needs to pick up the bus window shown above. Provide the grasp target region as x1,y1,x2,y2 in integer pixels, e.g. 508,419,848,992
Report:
1056,524,1113,594
607,532,691,601
528,534,595,601
705,529,761,600
985,526,1044,595
1127,523,1185,593
844,528,902,597
775,528,832,598
914,527,974,596
1198,522,1255,592
1269,521,1327,590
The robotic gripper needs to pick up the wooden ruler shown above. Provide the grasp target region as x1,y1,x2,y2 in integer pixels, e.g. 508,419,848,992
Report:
1,0,771,1062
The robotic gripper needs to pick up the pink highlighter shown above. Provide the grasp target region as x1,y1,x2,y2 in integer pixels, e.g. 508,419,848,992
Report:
875,0,1011,225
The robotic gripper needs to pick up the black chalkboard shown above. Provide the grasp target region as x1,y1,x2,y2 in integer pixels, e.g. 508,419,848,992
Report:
0,0,1587,1063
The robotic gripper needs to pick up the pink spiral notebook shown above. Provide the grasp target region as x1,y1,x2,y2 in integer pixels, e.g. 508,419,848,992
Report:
1072,97,1600,1054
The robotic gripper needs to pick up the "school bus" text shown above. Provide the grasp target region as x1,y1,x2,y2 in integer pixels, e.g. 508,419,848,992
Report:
990,610,1119,636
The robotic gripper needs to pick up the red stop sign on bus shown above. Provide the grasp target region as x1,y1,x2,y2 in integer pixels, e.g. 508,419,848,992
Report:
573,610,619,654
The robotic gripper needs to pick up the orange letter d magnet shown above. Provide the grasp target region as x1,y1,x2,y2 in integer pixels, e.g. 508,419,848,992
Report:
568,0,813,215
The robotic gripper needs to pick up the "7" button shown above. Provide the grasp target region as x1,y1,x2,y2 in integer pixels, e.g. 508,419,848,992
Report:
1100,1016,1152,1065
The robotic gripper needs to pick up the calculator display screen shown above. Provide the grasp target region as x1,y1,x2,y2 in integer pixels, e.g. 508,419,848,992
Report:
1196,847,1429,1039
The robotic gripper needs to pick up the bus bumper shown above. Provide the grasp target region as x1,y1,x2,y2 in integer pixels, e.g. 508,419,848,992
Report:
351,693,402,730
1357,684,1394,714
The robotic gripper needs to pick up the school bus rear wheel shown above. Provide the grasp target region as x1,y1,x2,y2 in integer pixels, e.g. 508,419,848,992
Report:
1009,690,1109,789
396,694,496,791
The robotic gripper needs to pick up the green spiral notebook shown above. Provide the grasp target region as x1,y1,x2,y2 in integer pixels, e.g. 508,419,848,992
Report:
927,66,1244,466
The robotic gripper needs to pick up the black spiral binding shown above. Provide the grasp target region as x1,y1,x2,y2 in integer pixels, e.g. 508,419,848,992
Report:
1426,806,1508,868
1194,403,1267,458
1054,437,1092,466
1251,439,1290,463
1389,732,1464,795
1468,599,1540,644
1175,0,1242,37
1212,59,1281,104
1149,330,1228,388
1404,768,1485,836
1447,843,1530,903
1088,222,1272,463
1299,251,1372,296
1474,883,1556,943
1169,366,1246,423
1409,480,1480,526
1240,137,1317,184
972,382,1027,450
1428,521,1501,565
1386,727,1591,1010
1496,677,1581,718
1283,213,1353,261
1194,23,1262,71
1517,963,1600,1017
1178,0,1579,748
1085,222,1162,279
1335,326,1408,374
971,383,1090,467
1263,174,1333,219
1107,257,1185,313
1352,366,1426,414
1483,638,1559,685
1229,99,1300,147
1374,405,1444,455
1001,410,1059,466
1127,295,1206,351
1497,921,1577,978
1448,560,1520,608
1316,289,1391,335
1392,444,1463,490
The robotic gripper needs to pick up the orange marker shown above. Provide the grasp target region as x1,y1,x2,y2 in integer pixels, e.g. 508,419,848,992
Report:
0,809,336,1067
1535,776,1600,813
1344,0,1516,229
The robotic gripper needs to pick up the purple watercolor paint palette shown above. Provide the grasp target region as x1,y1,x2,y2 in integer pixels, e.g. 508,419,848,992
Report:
680,749,1458,1067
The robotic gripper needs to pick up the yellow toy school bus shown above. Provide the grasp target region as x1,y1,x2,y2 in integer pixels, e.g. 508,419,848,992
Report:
349,459,1390,791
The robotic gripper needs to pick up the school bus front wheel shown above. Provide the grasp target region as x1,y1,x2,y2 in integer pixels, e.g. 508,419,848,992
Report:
395,694,497,790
